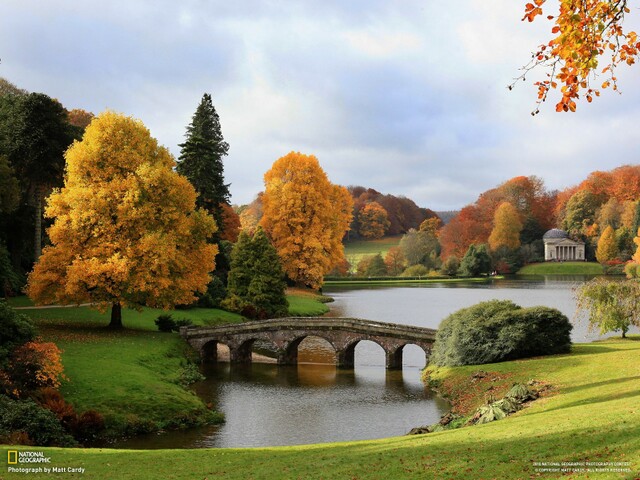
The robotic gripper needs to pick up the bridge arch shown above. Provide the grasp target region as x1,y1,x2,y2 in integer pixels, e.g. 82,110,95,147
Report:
281,334,338,366
337,339,386,369
387,343,431,370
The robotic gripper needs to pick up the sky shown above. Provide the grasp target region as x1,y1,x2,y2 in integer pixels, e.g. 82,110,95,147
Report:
2,0,640,211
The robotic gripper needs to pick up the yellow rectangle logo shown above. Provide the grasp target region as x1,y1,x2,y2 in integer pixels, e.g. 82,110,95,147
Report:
8,450,18,464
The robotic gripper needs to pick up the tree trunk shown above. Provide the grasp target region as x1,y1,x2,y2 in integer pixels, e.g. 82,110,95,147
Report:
109,302,123,329
34,185,43,261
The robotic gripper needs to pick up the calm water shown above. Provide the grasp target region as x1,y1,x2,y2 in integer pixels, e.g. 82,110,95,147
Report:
112,275,637,449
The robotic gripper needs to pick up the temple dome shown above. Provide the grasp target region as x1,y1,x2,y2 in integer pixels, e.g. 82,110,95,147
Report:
543,228,569,240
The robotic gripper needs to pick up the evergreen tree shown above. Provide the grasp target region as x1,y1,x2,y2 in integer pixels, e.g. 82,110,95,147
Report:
176,93,230,234
223,228,288,319
459,244,492,277
247,228,288,318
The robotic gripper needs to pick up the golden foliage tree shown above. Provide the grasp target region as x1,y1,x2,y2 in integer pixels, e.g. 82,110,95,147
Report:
358,201,390,239
260,152,353,289
518,0,639,113
632,227,640,264
488,202,523,251
596,225,619,263
26,112,217,329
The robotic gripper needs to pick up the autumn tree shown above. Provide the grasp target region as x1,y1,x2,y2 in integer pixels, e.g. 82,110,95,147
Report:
517,0,640,112
218,203,241,243
260,152,353,289
66,109,94,130
176,93,230,234
384,246,406,276
633,227,640,264
26,112,217,329
575,278,640,338
488,202,523,251
358,202,390,239
596,225,619,263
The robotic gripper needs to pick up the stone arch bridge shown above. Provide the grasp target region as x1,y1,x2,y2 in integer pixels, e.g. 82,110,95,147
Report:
180,317,437,369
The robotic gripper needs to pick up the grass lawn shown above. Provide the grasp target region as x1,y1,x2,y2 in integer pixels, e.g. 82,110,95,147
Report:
343,235,403,268
5,337,639,479
518,261,604,275
16,304,244,437
286,289,330,316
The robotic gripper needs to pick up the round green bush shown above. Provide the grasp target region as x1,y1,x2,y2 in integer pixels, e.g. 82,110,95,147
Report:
429,300,572,367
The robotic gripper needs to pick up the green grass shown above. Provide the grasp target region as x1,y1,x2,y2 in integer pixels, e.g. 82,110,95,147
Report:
286,290,330,316
18,305,244,437
518,261,604,275
5,295,35,307
343,235,402,267
5,337,639,479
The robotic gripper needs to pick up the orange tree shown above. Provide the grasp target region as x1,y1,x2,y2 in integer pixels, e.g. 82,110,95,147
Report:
26,112,217,328
260,152,353,289
517,0,639,112
358,201,390,239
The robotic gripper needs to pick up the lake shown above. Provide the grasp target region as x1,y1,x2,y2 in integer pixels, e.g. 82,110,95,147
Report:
112,275,637,449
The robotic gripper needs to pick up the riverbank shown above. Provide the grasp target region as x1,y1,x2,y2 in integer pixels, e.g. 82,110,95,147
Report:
517,261,604,275
324,276,500,286
5,336,638,478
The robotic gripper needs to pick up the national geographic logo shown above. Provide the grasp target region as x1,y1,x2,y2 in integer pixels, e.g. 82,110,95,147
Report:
7,450,17,464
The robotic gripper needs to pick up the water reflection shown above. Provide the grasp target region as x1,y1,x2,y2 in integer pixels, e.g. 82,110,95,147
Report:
110,359,446,449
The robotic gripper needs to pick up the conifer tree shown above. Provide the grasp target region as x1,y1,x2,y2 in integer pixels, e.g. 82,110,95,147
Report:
247,228,288,318
176,93,230,234
223,228,288,319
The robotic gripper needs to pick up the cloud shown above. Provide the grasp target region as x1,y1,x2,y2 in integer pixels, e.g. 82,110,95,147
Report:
1,0,640,211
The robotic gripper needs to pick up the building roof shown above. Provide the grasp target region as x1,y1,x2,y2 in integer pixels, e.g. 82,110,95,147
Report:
543,228,569,240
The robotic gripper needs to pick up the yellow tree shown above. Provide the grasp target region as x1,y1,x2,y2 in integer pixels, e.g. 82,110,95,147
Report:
518,0,639,112
596,225,619,263
633,227,640,263
260,152,353,289
26,112,217,329
358,201,390,239
488,202,523,251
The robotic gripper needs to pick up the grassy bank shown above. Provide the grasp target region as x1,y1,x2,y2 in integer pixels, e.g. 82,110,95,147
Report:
324,276,498,286
518,261,604,275
4,337,638,479
286,288,331,316
18,305,244,438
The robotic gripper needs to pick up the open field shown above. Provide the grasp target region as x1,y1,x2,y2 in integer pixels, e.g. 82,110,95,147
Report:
518,262,604,275
4,336,638,479
343,235,403,268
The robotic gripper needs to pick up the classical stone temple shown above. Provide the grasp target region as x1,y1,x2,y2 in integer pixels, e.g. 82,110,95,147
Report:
543,228,585,261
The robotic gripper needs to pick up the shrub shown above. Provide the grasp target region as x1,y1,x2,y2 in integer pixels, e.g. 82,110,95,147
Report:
429,300,572,367
0,395,76,446
73,410,105,444
0,301,36,364
154,315,192,332
401,264,430,277
5,341,66,397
